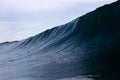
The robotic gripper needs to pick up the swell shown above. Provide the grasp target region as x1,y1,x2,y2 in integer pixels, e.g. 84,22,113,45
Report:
0,1,120,80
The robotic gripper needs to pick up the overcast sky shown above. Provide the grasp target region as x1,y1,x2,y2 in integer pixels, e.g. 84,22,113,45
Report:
0,0,117,42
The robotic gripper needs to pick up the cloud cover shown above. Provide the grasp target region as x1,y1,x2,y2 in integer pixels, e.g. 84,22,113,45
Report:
0,0,117,42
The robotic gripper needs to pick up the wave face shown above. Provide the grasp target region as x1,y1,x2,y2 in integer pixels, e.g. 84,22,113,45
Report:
0,1,120,80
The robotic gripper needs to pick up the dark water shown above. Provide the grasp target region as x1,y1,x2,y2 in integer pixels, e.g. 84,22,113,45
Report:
0,1,120,80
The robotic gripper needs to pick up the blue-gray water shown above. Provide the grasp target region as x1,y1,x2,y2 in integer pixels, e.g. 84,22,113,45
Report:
0,1,120,80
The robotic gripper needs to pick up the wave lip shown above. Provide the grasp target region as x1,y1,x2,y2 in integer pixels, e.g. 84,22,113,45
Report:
0,1,120,80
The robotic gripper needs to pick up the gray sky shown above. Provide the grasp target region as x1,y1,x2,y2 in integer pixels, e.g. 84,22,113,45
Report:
0,0,117,42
